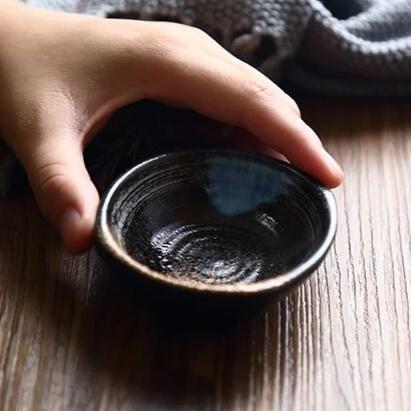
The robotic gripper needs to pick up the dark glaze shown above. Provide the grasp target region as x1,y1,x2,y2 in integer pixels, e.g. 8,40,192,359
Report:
106,152,330,287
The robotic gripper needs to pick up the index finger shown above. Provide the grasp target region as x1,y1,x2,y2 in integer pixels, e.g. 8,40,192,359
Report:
147,52,343,187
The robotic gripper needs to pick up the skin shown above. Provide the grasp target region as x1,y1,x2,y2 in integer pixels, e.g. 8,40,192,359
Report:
0,0,343,254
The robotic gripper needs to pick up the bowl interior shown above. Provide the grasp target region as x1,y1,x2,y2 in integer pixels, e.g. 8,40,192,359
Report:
101,151,334,288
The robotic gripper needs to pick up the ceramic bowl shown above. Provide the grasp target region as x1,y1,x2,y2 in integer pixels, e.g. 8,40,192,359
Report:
95,150,337,314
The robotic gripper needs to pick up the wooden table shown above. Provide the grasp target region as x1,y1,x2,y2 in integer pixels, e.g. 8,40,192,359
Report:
0,101,410,411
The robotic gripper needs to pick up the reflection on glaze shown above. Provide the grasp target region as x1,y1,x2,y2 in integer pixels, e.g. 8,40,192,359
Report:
205,159,287,216
255,212,279,234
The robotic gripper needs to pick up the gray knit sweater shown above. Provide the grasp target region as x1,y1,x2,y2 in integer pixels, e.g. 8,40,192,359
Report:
1,0,410,196
24,0,411,96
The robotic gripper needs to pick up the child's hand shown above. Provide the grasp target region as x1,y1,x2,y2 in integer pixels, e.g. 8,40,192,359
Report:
0,1,343,254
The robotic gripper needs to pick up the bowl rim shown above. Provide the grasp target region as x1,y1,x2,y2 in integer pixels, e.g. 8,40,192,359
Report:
95,149,337,296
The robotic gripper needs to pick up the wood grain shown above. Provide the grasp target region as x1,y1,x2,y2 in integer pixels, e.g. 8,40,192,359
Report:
0,101,410,411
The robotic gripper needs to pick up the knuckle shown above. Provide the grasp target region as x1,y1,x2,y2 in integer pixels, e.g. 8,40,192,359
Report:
148,28,190,59
287,97,301,116
33,162,70,199
238,79,278,125
189,26,210,39
243,78,278,104
166,24,211,46
243,78,301,116
284,125,319,151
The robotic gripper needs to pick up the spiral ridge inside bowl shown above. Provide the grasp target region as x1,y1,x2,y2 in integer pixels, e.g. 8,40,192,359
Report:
104,151,332,287
149,223,271,284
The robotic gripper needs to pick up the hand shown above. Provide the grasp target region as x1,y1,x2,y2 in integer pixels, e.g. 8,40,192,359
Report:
0,1,343,254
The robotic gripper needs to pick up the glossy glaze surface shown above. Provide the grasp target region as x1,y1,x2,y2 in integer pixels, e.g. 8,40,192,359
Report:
97,150,336,292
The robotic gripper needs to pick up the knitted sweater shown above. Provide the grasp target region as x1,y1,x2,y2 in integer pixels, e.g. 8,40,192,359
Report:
24,0,411,97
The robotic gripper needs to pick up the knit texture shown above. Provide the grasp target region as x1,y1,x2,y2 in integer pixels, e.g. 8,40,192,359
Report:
24,0,411,96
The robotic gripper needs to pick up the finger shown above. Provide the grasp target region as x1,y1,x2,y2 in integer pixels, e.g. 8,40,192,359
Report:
147,54,343,187
216,127,289,162
195,35,301,116
18,131,99,254
136,22,300,116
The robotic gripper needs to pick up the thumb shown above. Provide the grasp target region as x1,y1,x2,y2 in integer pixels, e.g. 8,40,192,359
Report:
22,133,99,254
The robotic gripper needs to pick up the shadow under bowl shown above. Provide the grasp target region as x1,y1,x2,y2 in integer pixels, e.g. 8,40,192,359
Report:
95,150,337,316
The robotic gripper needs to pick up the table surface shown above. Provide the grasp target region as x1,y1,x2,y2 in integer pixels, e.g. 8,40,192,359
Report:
0,101,410,411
